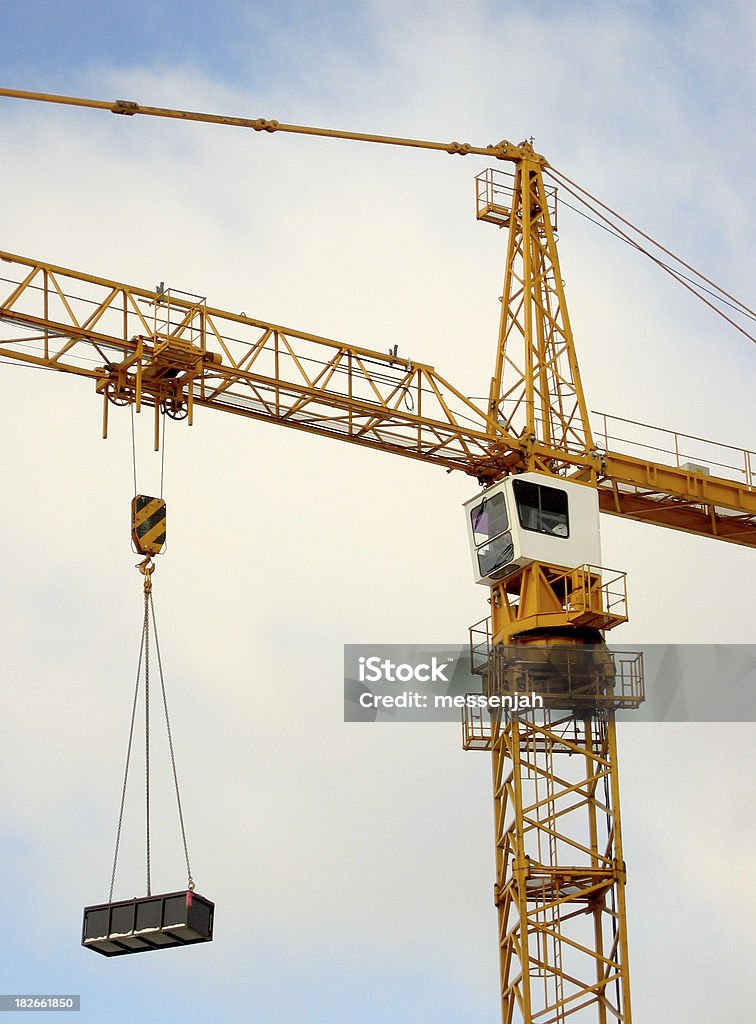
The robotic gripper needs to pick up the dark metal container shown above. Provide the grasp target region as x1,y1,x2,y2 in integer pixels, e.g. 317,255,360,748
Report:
82,890,214,956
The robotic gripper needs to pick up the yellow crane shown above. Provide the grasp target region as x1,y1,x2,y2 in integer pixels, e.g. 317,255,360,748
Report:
0,87,754,1023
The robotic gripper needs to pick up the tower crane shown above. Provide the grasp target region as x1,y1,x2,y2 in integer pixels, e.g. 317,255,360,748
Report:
0,87,754,1023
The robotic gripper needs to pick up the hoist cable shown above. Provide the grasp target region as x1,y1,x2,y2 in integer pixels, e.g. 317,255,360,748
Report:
108,601,147,903
149,590,194,890
144,585,152,897
160,407,166,500
130,404,138,496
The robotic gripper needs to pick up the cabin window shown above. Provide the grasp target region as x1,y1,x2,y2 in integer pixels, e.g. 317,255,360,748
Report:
470,493,514,578
470,492,508,545
477,533,515,578
513,480,569,538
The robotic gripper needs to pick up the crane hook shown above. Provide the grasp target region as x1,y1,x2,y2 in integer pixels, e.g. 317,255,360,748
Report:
136,556,156,593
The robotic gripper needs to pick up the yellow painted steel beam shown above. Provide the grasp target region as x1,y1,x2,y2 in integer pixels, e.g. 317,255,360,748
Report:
596,451,756,547
0,87,542,165
0,248,507,471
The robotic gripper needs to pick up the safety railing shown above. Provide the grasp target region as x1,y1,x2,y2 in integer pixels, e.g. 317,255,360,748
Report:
467,629,645,713
592,410,755,488
474,168,558,229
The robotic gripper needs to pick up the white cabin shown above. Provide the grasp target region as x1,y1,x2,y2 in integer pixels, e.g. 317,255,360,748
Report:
463,473,602,587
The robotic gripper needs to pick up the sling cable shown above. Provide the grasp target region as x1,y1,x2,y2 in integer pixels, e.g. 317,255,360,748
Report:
82,412,214,956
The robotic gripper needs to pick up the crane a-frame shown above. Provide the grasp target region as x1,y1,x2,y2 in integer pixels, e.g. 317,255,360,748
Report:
0,87,754,1023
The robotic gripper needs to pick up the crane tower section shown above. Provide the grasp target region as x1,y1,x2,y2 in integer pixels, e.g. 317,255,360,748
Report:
478,165,594,477
470,158,636,1022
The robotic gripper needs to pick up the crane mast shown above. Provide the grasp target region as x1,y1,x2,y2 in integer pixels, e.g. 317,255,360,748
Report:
0,87,754,1023
463,157,634,1022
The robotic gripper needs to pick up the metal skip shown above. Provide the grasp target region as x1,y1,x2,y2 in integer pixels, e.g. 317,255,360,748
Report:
82,890,214,956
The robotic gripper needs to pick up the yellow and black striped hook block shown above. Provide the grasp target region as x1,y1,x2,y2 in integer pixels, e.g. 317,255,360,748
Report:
131,495,167,557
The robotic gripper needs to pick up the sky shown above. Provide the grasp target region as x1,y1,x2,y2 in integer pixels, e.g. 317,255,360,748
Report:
0,2,754,1022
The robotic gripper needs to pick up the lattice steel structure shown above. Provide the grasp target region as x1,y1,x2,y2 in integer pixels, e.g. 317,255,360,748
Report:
479,164,593,469
490,708,631,1023
465,643,643,1023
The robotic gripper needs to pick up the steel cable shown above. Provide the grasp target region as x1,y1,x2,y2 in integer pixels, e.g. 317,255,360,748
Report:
546,167,755,344
108,595,148,903
149,590,194,890
144,586,151,896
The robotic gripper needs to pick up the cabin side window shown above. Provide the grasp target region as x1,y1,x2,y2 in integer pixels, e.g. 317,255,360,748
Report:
469,492,515,578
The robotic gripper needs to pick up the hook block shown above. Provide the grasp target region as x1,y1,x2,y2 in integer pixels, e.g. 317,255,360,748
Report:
131,495,166,556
